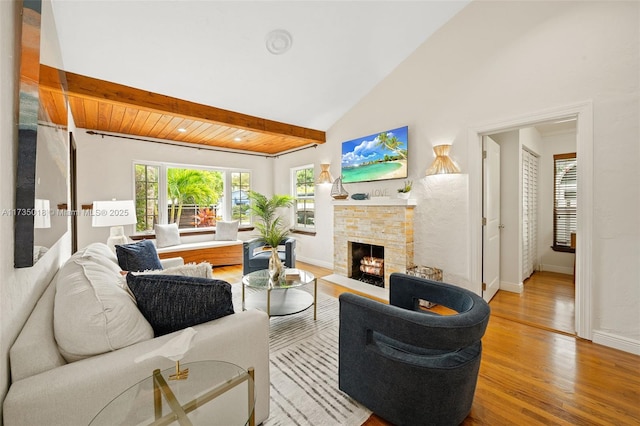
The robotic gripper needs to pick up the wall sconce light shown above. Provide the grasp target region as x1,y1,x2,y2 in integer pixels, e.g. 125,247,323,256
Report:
426,144,460,176
317,163,334,185
92,199,137,252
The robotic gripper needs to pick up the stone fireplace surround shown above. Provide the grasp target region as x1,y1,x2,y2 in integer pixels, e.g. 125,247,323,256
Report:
330,199,415,296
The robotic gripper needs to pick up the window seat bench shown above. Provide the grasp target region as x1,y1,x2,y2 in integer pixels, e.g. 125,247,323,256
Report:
155,240,243,267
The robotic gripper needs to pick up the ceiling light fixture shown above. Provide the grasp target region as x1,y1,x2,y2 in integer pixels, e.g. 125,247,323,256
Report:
265,29,293,55
234,137,242,142
177,128,186,133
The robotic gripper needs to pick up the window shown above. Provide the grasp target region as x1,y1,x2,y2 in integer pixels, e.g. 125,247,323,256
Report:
553,153,577,252
134,164,159,232
134,162,249,233
231,172,251,226
166,167,223,229
292,166,315,231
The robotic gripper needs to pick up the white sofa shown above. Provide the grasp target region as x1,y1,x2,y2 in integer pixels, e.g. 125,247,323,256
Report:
3,243,270,425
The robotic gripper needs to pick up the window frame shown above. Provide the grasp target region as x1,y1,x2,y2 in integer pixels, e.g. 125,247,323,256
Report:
552,152,577,253
291,164,316,233
230,171,252,227
132,161,251,235
134,163,160,233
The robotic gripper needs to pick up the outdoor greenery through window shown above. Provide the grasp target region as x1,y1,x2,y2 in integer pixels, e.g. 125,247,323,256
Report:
167,168,223,228
553,153,577,252
134,162,250,232
292,166,315,231
231,172,251,226
135,164,159,232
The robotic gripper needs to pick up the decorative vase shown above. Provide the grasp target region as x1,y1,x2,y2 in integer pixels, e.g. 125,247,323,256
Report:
397,191,411,200
268,247,284,284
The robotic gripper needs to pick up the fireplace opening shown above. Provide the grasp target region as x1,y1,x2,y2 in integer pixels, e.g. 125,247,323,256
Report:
349,242,384,287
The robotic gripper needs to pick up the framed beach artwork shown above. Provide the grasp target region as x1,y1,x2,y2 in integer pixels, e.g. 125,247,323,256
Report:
341,126,408,183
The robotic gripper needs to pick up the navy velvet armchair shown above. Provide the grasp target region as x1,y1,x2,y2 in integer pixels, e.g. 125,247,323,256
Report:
242,237,296,275
338,273,491,426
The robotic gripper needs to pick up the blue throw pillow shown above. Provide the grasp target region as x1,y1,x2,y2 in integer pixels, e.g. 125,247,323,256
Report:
115,240,163,272
126,273,235,336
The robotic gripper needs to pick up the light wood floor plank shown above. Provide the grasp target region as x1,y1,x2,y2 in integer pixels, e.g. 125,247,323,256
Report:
213,263,640,425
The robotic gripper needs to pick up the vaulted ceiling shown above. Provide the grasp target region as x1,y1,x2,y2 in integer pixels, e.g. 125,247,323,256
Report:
44,1,471,155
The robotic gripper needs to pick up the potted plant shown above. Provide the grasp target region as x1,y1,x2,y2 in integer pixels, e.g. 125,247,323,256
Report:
247,191,294,282
397,180,413,199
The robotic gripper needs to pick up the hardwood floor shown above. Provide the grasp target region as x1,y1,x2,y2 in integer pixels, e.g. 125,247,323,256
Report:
489,271,575,335
213,263,640,425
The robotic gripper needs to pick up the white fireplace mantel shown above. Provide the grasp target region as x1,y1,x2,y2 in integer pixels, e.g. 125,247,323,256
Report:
331,198,417,207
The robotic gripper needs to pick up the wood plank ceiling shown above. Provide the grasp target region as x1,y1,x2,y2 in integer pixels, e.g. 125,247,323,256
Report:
38,64,325,156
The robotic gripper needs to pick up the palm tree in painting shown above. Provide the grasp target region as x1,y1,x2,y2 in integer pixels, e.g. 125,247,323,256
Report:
376,131,407,159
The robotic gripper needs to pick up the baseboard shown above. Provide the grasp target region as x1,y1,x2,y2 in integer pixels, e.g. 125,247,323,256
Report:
500,280,523,293
539,264,573,275
592,330,640,355
296,255,333,270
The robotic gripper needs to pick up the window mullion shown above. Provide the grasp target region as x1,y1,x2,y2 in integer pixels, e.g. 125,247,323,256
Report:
158,164,168,225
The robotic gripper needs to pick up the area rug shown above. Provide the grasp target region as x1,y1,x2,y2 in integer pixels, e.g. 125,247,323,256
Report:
232,286,372,426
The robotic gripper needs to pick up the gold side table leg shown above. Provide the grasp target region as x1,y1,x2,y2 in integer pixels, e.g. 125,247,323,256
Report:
153,369,192,426
248,367,255,426
313,278,317,320
267,288,271,317
242,281,245,311
153,369,162,421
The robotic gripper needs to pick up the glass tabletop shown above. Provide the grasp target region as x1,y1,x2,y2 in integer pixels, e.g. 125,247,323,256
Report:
90,360,254,426
242,268,315,290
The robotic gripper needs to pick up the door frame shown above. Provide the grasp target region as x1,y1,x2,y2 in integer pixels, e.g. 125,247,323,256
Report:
468,101,593,340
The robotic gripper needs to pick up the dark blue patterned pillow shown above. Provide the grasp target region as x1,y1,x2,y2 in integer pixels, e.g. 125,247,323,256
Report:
125,273,235,336
115,240,163,272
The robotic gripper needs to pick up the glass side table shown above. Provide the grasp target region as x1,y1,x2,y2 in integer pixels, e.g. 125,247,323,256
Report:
90,361,255,426
242,268,317,319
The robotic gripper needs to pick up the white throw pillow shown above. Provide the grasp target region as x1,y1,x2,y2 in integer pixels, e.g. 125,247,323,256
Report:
133,262,213,279
54,243,154,362
215,220,239,241
155,223,181,248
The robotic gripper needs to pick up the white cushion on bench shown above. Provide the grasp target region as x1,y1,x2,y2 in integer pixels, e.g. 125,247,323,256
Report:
155,240,242,254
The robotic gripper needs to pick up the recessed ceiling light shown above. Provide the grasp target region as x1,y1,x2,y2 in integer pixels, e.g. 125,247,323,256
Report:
265,29,293,55
234,137,242,142
177,128,186,133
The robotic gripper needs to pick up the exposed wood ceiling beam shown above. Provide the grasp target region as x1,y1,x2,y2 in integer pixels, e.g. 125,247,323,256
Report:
38,64,326,155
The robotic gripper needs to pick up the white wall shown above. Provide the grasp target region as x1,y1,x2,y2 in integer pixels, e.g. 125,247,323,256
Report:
0,0,72,416
276,1,640,349
538,130,577,274
73,131,273,248
272,145,336,269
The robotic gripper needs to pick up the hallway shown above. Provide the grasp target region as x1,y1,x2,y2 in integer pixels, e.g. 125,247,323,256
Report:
489,271,575,335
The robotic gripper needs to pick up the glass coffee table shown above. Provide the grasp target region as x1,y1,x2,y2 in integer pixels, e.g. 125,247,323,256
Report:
90,361,255,426
242,269,317,319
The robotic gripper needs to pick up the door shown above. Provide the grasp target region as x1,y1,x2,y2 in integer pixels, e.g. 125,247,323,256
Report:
483,136,500,302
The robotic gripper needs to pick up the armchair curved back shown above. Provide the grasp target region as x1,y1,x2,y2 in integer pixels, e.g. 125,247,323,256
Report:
242,237,296,275
388,273,490,349
339,273,491,426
